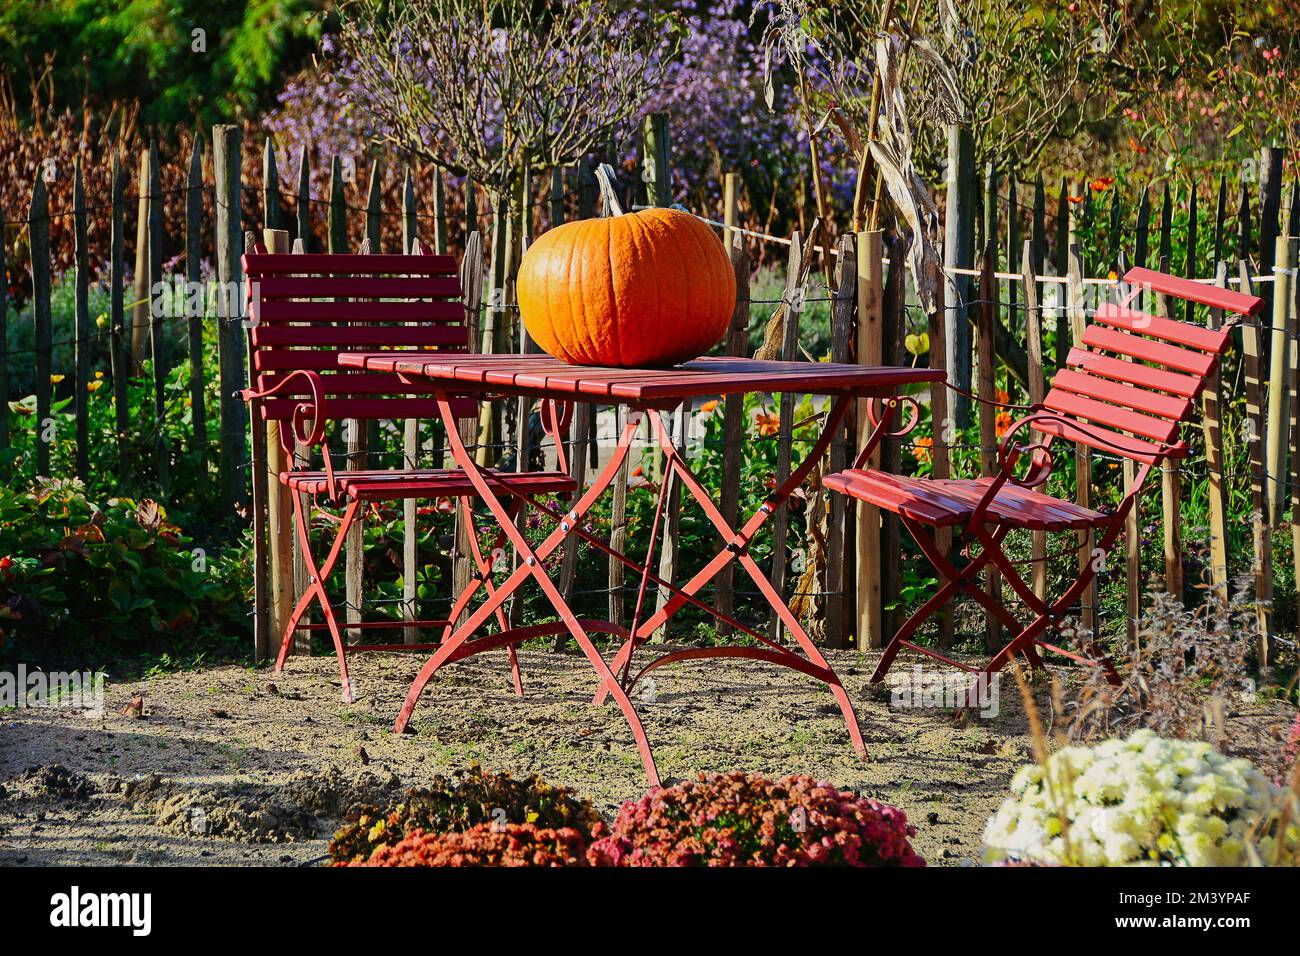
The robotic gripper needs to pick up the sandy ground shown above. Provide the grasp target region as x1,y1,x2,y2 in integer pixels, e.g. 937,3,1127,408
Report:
1,645,1292,867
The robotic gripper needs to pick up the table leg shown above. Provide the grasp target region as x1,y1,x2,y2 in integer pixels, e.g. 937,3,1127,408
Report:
393,393,661,785
600,395,868,760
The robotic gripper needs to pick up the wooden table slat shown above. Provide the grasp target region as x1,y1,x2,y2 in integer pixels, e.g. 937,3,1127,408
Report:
339,353,942,403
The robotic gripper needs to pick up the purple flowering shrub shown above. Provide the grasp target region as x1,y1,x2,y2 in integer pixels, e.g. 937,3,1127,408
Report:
588,771,925,867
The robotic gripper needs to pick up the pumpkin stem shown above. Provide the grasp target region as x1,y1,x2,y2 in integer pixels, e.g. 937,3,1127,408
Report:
594,163,626,217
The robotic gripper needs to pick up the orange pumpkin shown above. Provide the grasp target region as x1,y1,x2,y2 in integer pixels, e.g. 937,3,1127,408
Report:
516,207,736,367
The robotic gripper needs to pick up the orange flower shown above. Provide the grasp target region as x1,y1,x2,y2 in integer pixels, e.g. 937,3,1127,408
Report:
699,399,720,414
1089,176,1115,193
1067,194,1084,205
1127,137,1148,155
631,465,643,477
754,411,781,436
996,411,1013,437
995,388,1009,405
913,435,933,463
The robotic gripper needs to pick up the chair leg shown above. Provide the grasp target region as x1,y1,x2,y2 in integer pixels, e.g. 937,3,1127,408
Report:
278,491,362,703
460,496,525,697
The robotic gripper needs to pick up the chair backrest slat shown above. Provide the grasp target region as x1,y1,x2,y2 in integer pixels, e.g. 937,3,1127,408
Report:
256,275,462,300
1032,417,1170,465
1123,265,1265,316
1032,266,1264,469
262,397,478,421
1064,347,1203,398
255,299,466,323
255,372,452,395
1043,389,1181,442
244,252,457,275
1080,325,1217,377
1051,368,1193,421
242,248,476,423
1093,302,1232,353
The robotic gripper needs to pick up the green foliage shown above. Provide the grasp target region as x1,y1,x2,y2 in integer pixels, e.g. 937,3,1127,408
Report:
0,0,329,127
328,765,603,864
0,477,249,666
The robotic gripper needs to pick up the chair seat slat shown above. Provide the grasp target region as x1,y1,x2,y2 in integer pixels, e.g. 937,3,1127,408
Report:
822,470,1107,531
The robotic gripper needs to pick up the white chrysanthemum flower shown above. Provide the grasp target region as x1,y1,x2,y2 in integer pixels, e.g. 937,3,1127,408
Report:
981,732,1297,866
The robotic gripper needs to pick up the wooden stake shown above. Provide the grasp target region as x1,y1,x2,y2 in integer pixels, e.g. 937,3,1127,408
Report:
855,230,884,650
1067,244,1097,636
262,228,295,656
825,232,856,648
73,159,90,480
1020,241,1047,601
1239,261,1272,666
1266,234,1296,525
1202,261,1230,604
977,242,1000,649
769,231,804,640
716,173,748,636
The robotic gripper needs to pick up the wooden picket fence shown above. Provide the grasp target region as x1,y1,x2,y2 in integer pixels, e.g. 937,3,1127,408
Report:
2,113,1296,665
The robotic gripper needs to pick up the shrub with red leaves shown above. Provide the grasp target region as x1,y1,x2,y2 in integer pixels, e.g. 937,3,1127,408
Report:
587,772,925,867
348,823,592,867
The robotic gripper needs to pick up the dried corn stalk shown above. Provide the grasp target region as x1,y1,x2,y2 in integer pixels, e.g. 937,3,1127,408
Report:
868,31,964,313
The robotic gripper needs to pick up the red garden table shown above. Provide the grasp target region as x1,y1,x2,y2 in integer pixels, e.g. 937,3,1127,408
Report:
338,352,943,784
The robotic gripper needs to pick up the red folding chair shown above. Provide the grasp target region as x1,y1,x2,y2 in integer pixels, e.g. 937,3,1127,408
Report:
826,266,1263,684
240,246,576,702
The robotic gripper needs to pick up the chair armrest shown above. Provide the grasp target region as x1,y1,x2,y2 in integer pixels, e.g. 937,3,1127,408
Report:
852,395,922,470
995,411,1189,489
240,370,331,451
241,370,342,500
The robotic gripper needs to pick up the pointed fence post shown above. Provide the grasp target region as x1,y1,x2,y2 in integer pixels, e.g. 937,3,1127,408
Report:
110,153,129,483
213,124,247,513
30,174,51,476
73,159,90,480
187,137,207,454
1020,241,1047,601
147,140,169,490
943,126,975,423
402,166,424,643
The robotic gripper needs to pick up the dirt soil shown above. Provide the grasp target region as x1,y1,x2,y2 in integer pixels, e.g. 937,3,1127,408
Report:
1,646,1293,866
